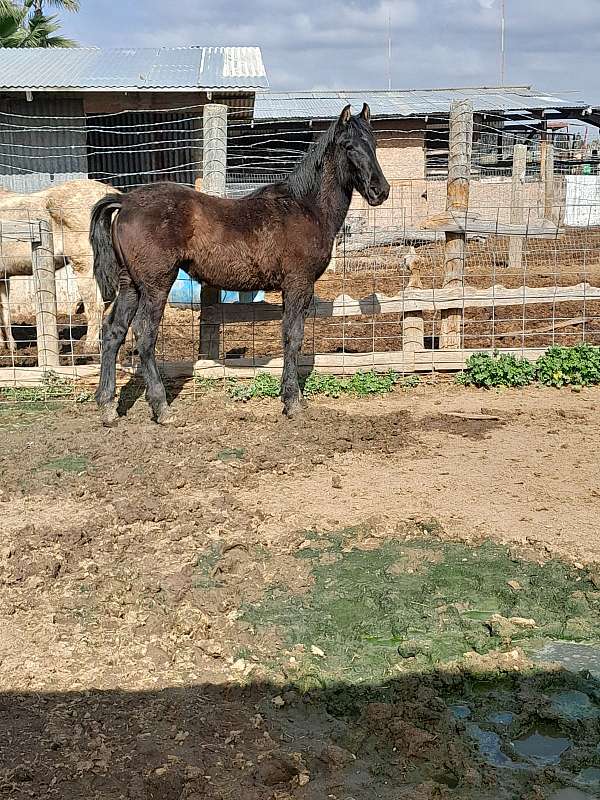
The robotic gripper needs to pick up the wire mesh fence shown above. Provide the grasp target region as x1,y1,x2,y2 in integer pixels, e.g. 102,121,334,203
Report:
1,95,600,397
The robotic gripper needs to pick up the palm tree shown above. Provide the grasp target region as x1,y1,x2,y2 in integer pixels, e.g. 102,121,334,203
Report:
0,0,79,47
30,0,80,17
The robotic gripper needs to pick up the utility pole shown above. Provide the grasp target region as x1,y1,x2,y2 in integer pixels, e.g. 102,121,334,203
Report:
500,0,506,85
387,12,392,90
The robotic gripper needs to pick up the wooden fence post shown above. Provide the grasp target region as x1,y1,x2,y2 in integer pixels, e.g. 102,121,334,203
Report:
440,99,473,349
542,140,555,223
508,143,527,269
32,218,60,368
200,103,227,360
402,246,425,351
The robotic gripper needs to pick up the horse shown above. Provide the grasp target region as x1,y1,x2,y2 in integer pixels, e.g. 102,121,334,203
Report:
89,103,389,426
0,179,116,352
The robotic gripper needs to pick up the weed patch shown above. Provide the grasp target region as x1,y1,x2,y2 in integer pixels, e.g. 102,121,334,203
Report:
37,455,91,474
193,370,420,401
457,345,600,389
0,371,91,403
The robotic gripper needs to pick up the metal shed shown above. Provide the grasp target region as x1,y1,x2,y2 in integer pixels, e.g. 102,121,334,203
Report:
0,46,268,191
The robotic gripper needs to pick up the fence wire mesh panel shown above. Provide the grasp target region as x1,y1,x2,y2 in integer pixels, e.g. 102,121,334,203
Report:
1,94,600,398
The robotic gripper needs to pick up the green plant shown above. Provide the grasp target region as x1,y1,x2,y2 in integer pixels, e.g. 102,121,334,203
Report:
457,345,600,390
303,372,346,397
226,372,280,401
0,371,78,402
456,352,535,388
399,374,421,389
193,376,220,394
303,370,410,397
222,370,417,401
534,344,600,388
0,0,79,47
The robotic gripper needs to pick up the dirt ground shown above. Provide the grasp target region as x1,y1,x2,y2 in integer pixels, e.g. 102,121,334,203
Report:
1,384,600,799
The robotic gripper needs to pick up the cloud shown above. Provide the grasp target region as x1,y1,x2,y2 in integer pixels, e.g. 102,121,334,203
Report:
65,0,599,103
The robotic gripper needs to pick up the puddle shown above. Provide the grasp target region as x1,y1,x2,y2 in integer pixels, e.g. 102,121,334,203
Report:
549,790,596,800
512,728,571,766
549,690,599,722
532,642,600,679
487,711,515,725
449,703,471,720
466,723,523,769
578,767,600,787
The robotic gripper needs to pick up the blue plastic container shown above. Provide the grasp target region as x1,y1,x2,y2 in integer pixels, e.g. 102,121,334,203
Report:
168,269,265,308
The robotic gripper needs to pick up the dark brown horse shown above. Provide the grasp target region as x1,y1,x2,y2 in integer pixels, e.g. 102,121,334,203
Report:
90,103,389,425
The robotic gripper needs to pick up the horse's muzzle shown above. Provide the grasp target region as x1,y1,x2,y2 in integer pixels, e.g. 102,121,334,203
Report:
366,181,390,206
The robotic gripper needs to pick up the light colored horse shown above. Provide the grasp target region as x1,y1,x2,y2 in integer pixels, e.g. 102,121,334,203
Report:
0,179,118,351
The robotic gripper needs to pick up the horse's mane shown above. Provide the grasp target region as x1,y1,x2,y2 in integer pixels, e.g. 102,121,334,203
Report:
285,119,340,200
249,117,341,202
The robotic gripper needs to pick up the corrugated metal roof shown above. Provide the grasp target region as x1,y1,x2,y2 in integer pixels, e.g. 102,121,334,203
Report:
0,46,268,91
253,87,587,120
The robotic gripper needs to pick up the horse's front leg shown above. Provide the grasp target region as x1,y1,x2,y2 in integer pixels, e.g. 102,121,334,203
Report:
281,285,312,418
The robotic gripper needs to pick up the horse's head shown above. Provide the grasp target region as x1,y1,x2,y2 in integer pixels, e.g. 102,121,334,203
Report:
336,103,390,206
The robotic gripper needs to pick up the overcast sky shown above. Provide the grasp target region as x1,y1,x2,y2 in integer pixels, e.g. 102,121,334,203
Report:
65,0,598,104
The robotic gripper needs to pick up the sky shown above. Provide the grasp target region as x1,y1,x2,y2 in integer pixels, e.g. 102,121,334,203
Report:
63,0,599,104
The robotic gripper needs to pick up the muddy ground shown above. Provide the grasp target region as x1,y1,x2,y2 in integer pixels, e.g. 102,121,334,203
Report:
1,384,600,799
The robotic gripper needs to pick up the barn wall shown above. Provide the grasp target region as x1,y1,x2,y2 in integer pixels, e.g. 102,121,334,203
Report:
0,96,87,192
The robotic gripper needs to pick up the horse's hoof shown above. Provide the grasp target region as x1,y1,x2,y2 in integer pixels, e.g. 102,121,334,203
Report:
99,400,119,427
156,407,177,426
283,401,303,419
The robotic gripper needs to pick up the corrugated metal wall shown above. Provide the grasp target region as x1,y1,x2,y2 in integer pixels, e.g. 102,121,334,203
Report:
0,96,87,191
86,111,201,190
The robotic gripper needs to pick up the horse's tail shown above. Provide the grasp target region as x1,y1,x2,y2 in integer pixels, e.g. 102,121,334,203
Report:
89,194,124,303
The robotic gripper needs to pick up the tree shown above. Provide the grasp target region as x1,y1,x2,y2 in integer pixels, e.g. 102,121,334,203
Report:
0,0,79,48
30,0,80,17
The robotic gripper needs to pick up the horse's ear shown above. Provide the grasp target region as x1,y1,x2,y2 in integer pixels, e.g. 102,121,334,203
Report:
338,104,352,126
360,103,371,123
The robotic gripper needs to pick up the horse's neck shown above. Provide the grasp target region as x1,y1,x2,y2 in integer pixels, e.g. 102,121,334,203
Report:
314,153,353,240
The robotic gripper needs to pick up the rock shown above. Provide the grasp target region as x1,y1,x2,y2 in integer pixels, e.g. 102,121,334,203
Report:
331,475,342,489
197,640,223,659
508,616,536,629
321,744,355,767
271,695,285,708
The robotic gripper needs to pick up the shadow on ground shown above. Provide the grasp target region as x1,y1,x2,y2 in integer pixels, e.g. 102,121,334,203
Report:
1,666,600,800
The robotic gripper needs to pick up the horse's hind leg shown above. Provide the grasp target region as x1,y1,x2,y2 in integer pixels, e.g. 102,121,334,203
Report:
281,284,313,417
95,280,139,426
131,286,173,424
